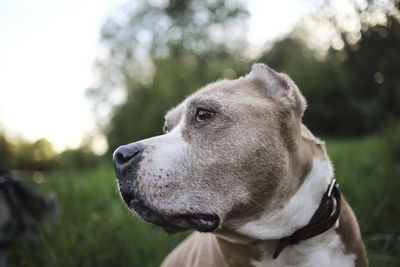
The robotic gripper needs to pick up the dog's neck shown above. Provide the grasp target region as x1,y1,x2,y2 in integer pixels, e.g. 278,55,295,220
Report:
213,130,354,266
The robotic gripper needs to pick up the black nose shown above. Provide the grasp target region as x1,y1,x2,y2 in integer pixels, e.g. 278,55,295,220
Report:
113,143,145,177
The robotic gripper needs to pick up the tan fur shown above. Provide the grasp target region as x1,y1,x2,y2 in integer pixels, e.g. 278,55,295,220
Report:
161,232,263,267
160,233,228,267
337,198,369,267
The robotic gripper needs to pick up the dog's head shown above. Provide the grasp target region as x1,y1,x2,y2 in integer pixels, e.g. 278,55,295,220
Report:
113,64,313,238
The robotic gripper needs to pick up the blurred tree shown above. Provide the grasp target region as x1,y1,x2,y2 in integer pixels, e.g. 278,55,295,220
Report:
88,0,250,152
258,38,354,136
59,145,100,170
0,127,99,171
339,14,400,133
89,0,400,143
327,0,400,134
259,0,400,136
11,138,60,171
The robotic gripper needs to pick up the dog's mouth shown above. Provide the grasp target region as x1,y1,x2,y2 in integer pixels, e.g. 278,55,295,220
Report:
120,189,220,234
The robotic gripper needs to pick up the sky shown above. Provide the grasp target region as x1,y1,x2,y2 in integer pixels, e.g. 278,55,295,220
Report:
0,0,316,154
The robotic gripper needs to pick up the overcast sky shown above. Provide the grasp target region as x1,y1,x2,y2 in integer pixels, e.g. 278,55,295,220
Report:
0,0,315,153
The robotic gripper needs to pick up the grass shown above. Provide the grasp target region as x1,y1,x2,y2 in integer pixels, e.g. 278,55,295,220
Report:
8,167,188,267
8,128,400,266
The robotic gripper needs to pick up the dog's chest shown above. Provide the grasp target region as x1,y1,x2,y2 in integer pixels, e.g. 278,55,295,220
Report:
250,230,356,267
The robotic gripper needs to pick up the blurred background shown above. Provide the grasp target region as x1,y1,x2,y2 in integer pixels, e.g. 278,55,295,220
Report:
0,0,399,266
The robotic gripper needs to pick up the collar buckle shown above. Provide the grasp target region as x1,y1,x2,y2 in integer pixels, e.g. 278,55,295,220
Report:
327,178,336,197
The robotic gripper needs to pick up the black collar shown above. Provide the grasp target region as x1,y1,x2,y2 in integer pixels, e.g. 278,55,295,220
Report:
273,179,341,259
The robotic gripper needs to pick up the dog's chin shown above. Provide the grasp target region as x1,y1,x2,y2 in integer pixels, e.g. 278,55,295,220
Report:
120,190,220,234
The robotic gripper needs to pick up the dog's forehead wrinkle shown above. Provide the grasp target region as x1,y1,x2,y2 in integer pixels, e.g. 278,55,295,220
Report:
187,95,224,109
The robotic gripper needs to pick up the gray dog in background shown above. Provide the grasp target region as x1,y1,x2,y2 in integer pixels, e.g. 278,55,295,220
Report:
113,64,368,266
0,171,58,266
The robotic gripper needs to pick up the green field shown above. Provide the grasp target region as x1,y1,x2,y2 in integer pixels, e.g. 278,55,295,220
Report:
8,129,400,267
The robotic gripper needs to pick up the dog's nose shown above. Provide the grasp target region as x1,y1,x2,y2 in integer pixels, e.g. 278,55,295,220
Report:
113,143,145,177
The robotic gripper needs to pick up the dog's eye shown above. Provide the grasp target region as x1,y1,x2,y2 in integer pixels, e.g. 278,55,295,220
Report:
196,108,215,122
163,125,168,133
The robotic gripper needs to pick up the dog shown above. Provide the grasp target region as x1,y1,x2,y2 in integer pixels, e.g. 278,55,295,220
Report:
0,171,59,265
113,63,368,267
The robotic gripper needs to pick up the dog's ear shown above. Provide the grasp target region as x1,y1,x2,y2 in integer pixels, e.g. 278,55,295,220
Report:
246,63,306,116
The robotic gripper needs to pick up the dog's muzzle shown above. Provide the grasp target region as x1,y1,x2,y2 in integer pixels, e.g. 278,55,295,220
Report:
112,142,220,234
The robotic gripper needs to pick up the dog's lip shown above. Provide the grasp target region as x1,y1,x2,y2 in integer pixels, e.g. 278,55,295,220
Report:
183,213,220,232
129,198,166,226
121,191,220,233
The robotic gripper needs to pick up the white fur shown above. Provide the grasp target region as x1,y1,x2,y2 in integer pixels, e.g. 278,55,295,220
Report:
237,157,334,239
142,113,188,172
251,229,356,267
